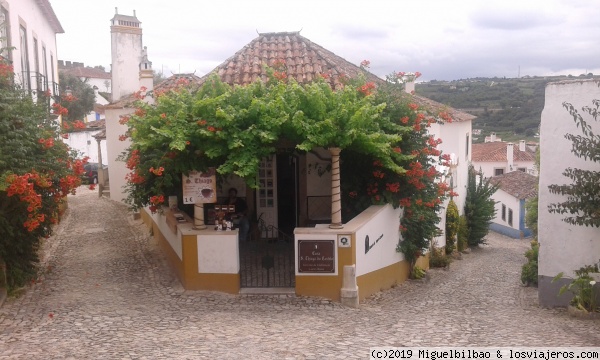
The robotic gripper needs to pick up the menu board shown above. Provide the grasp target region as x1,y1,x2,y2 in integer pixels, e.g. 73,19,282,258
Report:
182,168,217,204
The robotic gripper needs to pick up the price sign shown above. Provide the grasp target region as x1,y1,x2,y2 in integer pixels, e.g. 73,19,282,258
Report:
182,169,217,204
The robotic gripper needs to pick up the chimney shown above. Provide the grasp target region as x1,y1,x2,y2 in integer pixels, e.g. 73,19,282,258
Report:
491,132,496,142
507,143,514,171
404,80,415,94
519,140,526,152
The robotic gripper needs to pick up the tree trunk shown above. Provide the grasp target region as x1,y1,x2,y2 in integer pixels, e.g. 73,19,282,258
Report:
329,147,343,229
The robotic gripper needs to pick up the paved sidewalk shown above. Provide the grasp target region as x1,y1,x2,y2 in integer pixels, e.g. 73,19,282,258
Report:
0,188,598,359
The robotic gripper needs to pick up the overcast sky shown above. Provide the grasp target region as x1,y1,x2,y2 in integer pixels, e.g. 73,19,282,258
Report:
49,0,600,82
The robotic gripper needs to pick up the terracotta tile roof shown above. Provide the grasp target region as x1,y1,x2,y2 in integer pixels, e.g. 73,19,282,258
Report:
199,31,381,89
412,95,476,123
472,142,536,162
108,31,474,123
59,66,111,80
489,171,538,199
107,73,202,108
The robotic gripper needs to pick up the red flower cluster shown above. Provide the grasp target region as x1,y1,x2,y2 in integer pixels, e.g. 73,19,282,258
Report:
126,150,140,170
38,138,54,149
125,171,145,184
118,134,129,141
197,119,207,126
149,166,165,176
360,60,370,68
406,162,426,190
52,103,68,116
0,62,13,78
150,195,165,205
73,120,86,130
373,170,385,179
135,108,146,117
119,115,130,125
367,182,378,196
61,94,78,102
160,113,166,119
400,116,409,124
348,191,358,198
438,111,453,123
408,103,419,111
385,182,400,193
358,82,375,96
273,71,287,81
393,147,401,153
319,73,330,80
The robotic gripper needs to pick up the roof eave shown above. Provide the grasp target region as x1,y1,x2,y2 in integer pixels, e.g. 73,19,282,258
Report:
35,0,65,33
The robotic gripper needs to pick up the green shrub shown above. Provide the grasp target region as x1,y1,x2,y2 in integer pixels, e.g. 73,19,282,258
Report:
464,166,498,246
521,240,539,286
430,246,451,268
445,199,459,254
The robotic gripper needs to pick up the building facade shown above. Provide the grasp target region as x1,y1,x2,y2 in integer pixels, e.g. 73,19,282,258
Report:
472,140,536,178
0,0,63,98
538,79,600,307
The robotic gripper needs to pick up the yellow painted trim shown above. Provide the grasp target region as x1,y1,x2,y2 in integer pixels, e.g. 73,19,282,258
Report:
185,273,240,294
356,261,409,301
155,222,185,283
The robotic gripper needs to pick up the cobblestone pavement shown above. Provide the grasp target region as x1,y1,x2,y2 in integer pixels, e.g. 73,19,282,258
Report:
1,188,599,359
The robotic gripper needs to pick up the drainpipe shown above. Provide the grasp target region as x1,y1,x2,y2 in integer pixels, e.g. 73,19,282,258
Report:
329,147,343,229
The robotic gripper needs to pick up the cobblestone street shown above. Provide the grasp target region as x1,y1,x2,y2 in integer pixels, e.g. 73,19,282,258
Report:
1,188,598,359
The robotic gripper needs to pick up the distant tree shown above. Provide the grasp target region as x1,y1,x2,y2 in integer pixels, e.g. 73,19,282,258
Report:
548,98,600,227
464,166,498,246
153,70,167,85
58,73,95,123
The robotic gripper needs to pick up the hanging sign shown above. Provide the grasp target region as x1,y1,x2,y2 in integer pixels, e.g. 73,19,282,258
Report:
182,168,217,204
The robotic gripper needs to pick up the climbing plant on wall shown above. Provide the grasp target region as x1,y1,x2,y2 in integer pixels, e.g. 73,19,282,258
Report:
119,66,455,266
0,60,86,291
548,98,600,227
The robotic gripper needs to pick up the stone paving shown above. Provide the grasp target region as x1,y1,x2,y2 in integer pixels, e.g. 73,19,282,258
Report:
1,187,599,359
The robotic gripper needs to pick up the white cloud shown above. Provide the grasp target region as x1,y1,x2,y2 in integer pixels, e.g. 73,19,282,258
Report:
50,0,600,81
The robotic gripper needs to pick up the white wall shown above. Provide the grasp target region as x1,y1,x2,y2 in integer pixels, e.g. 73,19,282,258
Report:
491,189,520,230
149,209,182,260
539,80,600,280
110,20,142,101
105,107,134,203
355,205,404,276
4,0,61,97
306,148,332,197
197,233,239,274
473,160,535,179
62,130,108,165
431,119,471,215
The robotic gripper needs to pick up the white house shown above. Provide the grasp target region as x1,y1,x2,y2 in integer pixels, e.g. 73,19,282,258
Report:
538,79,600,307
472,140,537,178
104,9,154,202
488,171,537,239
61,120,107,165
58,61,111,122
1,0,63,99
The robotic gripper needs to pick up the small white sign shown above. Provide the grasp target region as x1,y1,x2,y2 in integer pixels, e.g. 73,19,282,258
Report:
182,169,217,204
338,234,351,248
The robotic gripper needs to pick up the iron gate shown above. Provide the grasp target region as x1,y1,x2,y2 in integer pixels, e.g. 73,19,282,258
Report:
239,221,295,288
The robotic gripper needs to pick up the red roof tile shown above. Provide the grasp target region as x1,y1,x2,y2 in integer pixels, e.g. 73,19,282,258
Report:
489,171,538,199
472,142,536,162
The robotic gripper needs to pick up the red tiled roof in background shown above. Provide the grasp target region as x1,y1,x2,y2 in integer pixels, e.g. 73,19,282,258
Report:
108,31,475,123
59,66,111,80
200,31,381,89
472,142,536,162
489,171,538,199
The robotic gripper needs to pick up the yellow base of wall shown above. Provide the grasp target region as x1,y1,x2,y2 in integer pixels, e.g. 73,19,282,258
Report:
143,209,240,294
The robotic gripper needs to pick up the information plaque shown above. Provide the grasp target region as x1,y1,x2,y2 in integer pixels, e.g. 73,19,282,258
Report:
297,240,335,273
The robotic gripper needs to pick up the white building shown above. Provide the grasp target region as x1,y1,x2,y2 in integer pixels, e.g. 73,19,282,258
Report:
104,9,154,202
472,140,537,178
61,120,107,165
1,0,63,98
538,79,600,307
488,171,537,239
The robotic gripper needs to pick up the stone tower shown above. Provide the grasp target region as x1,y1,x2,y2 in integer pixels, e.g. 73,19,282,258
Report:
110,8,143,101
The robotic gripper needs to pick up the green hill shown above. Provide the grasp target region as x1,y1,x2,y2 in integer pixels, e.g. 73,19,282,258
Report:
416,74,598,143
